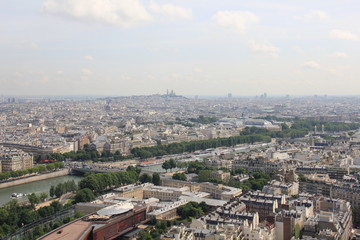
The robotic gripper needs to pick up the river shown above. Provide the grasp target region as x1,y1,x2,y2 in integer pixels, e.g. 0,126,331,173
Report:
0,175,83,206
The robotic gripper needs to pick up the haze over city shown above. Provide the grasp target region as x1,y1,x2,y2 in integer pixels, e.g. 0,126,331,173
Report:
1,0,360,96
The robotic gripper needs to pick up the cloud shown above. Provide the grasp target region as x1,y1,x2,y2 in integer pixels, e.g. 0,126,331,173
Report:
84,55,94,61
333,52,348,58
293,46,304,54
81,68,93,75
304,10,328,21
213,11,259,33
250,41,279,54
16,42,41,50
330,29,359,41
43,0,192,27
43,0,153,28
149,1,191,20
303,61,320,69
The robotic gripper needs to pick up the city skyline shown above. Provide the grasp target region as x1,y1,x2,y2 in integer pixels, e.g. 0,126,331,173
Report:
1,0,359,96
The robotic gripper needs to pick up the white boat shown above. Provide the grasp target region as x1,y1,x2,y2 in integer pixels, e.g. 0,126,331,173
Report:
11,193,25,198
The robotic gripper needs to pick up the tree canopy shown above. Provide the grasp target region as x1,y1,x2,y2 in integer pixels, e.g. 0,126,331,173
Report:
172,173,187,181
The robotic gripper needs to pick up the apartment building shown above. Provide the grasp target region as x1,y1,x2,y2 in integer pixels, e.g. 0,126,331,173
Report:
0,149,33,172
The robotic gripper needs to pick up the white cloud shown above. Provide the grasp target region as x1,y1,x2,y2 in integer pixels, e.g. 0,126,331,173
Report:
84,55,94,61
304,10,328,21
43,0,153,28
149,1,191,20
43,0,192,27
213,11,259,33
81,68,93,75
250,41,279,54
330,29,359,41
16,42,41,50
293,46,304,54
333,52,348,58
303,61,320,69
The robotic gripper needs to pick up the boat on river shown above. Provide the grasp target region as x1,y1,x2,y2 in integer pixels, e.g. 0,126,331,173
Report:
11,193,25,198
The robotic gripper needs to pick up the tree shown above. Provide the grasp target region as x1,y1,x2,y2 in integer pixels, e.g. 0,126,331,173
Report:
172,173,187,181
138,230,153,240
27,193,40,209
169,159,176,170
198,170,219,183
139,173,152,183
39,192,48,202
49,185,55,198
50,201,63,212
162,161,171,172
176,202,205,219
54,183,65,198
126,165,141,175
152,173,160,185
0,209,9,222
37,206,55,218
32,225,44,239
74,188,95,203
79,174,100,192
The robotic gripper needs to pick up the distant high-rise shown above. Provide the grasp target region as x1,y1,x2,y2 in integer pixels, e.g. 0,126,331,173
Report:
228,93,232,98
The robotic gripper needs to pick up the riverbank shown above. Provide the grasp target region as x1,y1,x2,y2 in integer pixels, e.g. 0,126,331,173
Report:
0,169,70,189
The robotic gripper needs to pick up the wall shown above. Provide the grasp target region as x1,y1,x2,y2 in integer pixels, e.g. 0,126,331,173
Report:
0,169,70,189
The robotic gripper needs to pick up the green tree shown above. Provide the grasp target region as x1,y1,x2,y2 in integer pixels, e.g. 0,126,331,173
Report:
172,173,187,181
39,192,48,202
27,193,40,209
54,183,65,198
139,173,152,183
74,188,95,203
32,225,44,239
50,201,63,212
152,173,160,185
0,208,9,222
176,202,205,220
79,174,100,192
169,159,176,170
198,170,220,183
162,161,171,172
49,185,55,198
37,206,55,218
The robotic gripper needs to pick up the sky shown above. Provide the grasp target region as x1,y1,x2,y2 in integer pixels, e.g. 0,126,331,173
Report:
0,0,359,97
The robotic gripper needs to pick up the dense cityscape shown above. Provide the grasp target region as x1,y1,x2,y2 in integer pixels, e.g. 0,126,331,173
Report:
1,94,360,239
2,0,360,239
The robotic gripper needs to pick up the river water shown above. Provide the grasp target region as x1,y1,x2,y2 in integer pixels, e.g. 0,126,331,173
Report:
0,175,83,206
